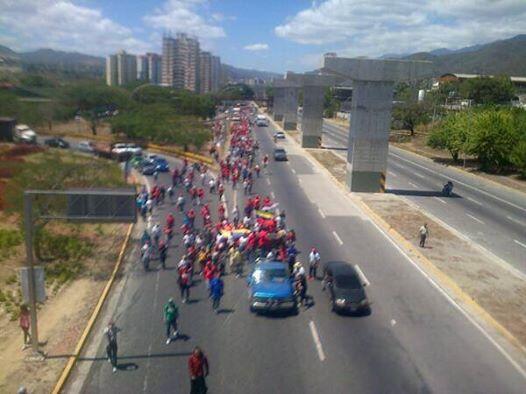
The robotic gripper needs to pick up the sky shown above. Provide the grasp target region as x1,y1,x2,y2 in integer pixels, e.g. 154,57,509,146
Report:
1,0,525,73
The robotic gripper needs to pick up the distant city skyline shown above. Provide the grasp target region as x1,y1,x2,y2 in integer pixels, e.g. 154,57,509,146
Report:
1,1,526,73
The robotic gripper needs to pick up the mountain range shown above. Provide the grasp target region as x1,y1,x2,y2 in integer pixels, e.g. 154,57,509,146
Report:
0,45,282,82
382,34,526,76
1,34,525,81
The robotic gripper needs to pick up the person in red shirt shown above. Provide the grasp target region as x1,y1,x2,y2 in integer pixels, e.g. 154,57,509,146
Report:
188,346,209,394
166,213,175,229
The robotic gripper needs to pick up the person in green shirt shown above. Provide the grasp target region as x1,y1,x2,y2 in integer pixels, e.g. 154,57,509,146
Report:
164,298,179,344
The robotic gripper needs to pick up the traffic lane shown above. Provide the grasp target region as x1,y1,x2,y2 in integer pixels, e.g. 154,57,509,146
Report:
322,123,526,270
387,159,526,272
322,121,526,216
258,125,435,392
259,124,526,393
80,163,340,393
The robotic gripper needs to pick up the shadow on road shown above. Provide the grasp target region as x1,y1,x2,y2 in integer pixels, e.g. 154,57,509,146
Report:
47,351,193,361
386,189,461,198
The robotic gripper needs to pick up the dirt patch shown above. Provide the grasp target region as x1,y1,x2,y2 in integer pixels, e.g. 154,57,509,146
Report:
307,149,346,184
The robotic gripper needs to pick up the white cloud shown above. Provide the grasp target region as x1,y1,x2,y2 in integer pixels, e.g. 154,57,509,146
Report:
244,43,269,51
275,0,526,57
0,0,151,55
144,0,225,39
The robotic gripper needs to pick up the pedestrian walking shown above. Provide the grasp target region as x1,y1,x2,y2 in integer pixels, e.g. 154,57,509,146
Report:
178,266,191,303
209,273,224,313
104,321,120,373
164,298,179,344
189,346,209,394
159,240,168,269
19,304,31,350
419,223,429,247
308,248,321,280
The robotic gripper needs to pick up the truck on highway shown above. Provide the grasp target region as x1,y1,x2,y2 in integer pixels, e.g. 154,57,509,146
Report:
14,124,37,144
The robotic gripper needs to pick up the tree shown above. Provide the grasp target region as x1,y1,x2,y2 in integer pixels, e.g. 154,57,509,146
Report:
427,111,470,162
323,87,340,117
217,84,254,101
459,76,515,105
392,102,431,135
467,109,516,171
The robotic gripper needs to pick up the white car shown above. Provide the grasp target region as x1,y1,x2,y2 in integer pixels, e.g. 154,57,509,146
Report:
274,131,285,139
126,143,143,156
78,141,94,153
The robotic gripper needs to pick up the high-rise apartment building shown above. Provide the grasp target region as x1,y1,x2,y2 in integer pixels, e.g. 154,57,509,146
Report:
161,33,200,92
199,51,212,94
106,50,137,86
161,35,176,87
147,53,162,85
137,55,148,80
211,55,221,93
106,54,118,86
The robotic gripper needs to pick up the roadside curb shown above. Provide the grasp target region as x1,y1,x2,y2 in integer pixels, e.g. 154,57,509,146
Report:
267,114,526,359
51,222,134,394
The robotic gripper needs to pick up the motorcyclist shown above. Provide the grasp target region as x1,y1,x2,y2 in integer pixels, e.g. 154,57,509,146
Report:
442,181,454,196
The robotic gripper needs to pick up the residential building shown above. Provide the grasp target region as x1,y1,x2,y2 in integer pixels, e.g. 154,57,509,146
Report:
137,55,148,80
117,50,137,86
211,55,221,93
106,54,118,86
147,53,162,84
199,51,212,94
161,35,176,86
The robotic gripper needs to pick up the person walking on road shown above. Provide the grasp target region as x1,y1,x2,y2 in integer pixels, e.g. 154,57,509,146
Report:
419,223,429,248
209,273,224,313
308,248,321,280
189,346,209,394
164,298,179,344
104,321,120,373
19,304,31,350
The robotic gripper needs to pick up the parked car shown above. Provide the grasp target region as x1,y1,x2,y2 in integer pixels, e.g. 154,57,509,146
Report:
274,131,285,139
247,261,297,314
78,140,95,153
323,261,370,314
141,157,169,175
44,137,70,149
273,148,287,161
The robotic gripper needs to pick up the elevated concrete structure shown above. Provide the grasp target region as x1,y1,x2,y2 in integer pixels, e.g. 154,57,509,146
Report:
273,79,299,129
287,72,341,148
324,57,432,193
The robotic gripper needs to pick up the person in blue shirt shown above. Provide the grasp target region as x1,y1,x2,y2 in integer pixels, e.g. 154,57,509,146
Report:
209,273,224,314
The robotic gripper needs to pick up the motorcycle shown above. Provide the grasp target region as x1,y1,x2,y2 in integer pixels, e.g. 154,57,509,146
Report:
442,181,454,197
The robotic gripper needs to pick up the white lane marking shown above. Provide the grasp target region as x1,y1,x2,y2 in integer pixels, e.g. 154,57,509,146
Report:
466,196,483,206
318,207,326,219
388,171,398,178
433,197,447,204
414,173,425,179
466,213,485,225
286,161,291,166
514,239,526,249
507,216,525,226
390,151,526,214
390,319,397,326
291,168,296,174
309,321,326,362
298,178,303,184
362,205,526,379
354,264,370,287
332,231,343,245
266,178,271,186
408,181,420,188
270,191,276,199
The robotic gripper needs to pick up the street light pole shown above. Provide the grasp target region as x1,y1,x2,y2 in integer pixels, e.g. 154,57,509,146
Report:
23,192,40,355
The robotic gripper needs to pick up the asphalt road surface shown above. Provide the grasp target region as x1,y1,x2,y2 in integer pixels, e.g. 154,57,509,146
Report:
70,120,526,393
319,119,526,274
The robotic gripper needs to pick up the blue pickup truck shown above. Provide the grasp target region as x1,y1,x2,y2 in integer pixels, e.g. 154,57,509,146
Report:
247,261,297,314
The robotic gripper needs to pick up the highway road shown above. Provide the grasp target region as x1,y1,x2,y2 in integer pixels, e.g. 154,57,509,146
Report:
69,118,526,393
319,119,526,274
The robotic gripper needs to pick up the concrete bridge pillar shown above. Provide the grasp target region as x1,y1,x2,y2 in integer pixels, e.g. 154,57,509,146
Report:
324,57,432,192
272,87,284,122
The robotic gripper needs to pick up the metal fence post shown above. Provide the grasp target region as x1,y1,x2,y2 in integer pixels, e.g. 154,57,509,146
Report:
23,192,40,354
